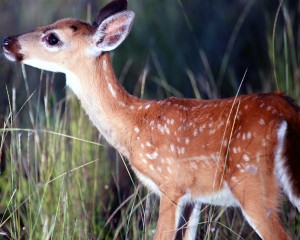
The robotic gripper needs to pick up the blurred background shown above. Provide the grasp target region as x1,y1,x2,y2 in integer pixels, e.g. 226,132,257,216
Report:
0,0,300,239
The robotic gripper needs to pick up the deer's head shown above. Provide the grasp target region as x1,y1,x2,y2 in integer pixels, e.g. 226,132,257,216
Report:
2,0,134,74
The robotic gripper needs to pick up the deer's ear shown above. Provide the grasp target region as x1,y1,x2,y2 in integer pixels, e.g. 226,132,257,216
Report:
93,10,134,52
93,0,128,27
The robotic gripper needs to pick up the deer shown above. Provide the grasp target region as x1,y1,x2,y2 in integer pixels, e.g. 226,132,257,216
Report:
2,0,300,239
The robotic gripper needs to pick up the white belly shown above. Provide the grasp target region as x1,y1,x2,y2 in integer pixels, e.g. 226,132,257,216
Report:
194,183,238,207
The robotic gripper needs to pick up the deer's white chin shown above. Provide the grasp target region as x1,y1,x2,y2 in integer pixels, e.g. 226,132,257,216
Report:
22,58,67,73
3,50,18,62
3,48,24,62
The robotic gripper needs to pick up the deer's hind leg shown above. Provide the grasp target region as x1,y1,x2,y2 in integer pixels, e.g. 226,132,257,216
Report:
229,172,290,240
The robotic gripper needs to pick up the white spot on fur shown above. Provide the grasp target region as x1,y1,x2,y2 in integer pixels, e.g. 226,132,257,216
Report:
233,147,238,154
247,132,252,139
150,120,155,130
209,129,216,135
242,154,250,162
242,133,246,141
164,124,170,135
262,139,268,147
199,125,205,133
193,129,198,136
259,118,265,125
119,101,125,107
157,124,165,134
102,59,107,71
231,176,238,183
256,152,261,162
170,144,175,153
146,151,158,160
108,83,117,98
134,127,140,133
177,147,185,155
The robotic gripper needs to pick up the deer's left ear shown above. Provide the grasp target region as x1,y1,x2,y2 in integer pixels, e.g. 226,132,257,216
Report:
93,10,135,52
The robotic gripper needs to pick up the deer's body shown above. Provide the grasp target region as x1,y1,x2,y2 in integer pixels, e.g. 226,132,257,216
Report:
2,0,300,239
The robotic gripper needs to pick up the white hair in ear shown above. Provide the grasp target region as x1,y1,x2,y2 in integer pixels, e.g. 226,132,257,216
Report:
92,10,135,53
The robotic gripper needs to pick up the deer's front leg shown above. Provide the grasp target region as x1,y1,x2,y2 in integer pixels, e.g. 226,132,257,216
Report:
154,195,181,240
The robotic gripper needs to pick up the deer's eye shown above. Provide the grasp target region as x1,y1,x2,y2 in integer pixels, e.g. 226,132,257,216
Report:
44,33,60,46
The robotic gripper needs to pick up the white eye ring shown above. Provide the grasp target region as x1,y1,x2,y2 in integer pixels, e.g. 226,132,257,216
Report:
41,31,64,52
44,33,61,46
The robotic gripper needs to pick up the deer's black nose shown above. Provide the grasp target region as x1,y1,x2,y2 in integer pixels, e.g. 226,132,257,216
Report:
2,37,14,48
2,36,23,62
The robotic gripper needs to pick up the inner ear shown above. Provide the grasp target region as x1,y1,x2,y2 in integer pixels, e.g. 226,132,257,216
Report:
94,10,135,52
97,15,128,45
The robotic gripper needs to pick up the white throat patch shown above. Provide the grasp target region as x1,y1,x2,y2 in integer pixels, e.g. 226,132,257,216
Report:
22,58,82,96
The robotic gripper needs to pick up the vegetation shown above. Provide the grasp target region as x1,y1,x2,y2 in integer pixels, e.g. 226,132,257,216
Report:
0,0,300,239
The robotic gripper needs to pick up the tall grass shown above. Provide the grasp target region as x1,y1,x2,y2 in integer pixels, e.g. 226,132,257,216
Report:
270,1,300,99
1,0,300,240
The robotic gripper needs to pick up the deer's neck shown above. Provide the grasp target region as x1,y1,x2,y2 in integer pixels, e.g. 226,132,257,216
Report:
66,53,140,158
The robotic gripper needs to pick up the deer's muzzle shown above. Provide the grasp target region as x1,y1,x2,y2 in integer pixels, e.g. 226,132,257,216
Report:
2,36,24,62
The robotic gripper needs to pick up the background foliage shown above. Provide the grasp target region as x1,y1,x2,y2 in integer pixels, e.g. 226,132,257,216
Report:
0,0,300,239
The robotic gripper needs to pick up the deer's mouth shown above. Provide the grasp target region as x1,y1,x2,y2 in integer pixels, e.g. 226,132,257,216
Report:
2,36,24,62
3,48,23,62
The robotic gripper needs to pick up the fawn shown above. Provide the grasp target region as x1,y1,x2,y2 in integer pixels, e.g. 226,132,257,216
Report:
2,0,300,239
